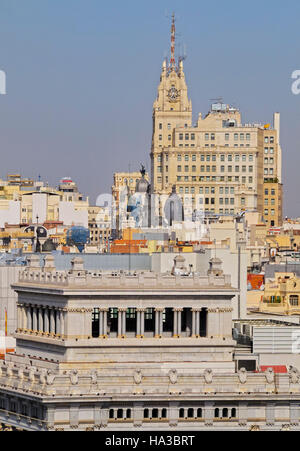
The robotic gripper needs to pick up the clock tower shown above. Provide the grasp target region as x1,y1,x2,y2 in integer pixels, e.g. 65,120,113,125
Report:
151,15,192,196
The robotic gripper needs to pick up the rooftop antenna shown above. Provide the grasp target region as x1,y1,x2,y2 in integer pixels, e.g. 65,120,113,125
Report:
170,13,176,70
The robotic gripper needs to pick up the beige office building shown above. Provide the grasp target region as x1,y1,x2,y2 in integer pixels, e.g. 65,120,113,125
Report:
151,57,283,227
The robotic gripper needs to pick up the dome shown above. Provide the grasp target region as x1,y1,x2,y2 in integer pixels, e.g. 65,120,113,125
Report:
135,177,150,194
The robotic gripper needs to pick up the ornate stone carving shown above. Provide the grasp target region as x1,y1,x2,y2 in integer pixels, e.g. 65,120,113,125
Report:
90,371,98,385
238,368,247,385
134,370,142,385
6,363,14,378
289,367,300,384
40,369,47,385
169,369,178,385
70,370,79,385
29,368,35,382
46,370,55,386
204,369,213,384
265,368,275,384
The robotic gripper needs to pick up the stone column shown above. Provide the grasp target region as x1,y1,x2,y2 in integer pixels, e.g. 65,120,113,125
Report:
196,309,201,337
99,310,104,337
38,307,43,334
155,309,159,337
17,304,21,331
44,307,50,334
22,305,27,330
140,309,145,337
56,310,61,336
60,309,65,338
173,309,178,337
177,308,183,337
103,309,108,337
26,306,32,331
122,309,127,337
191,309,196,337
32,307,38,332
118,309,122,338
158,308,164,337
136,310,141,338
50,309,56,335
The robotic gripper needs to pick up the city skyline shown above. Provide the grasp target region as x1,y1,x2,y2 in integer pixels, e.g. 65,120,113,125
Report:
0,0,299,216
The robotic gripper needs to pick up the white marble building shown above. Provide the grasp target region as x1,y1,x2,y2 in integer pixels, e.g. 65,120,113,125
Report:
0,256,300,431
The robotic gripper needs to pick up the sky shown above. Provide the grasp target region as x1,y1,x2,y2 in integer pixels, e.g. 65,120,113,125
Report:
0,0,299,216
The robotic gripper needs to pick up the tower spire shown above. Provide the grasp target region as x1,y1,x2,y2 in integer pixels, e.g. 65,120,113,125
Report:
170,13,176,70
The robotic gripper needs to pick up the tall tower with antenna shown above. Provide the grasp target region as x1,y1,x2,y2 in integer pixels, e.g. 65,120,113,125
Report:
151,14,192,199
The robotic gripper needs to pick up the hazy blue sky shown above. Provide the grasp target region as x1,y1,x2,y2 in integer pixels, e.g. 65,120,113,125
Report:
0,0,299,216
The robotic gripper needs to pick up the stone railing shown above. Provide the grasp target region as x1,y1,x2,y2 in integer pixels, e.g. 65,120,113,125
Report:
1,358,300,398
18,269,232,290
17,256,233,290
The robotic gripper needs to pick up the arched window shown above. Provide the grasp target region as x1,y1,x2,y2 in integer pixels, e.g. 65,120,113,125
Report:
117,409,123,419
197,408,202,418
144,409,149,419
223,408,228,418
179,408,185,418
126,409,131,419
152,409,159,419
231,408,237,418
109,409,114,419
188,408,194,418
215,408,220,418
162,409,167,419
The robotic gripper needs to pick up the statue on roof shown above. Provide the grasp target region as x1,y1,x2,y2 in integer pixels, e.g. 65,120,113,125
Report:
140,164,146,178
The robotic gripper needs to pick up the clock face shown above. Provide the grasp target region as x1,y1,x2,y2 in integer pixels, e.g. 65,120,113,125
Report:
168,87,179,101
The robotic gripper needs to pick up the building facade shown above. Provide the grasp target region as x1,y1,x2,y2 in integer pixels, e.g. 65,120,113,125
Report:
0,256,300,431
151,21,283,227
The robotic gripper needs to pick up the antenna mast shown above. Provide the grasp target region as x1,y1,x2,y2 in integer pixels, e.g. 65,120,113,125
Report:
170,13,176,70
